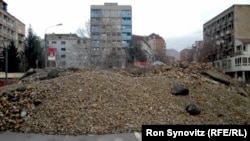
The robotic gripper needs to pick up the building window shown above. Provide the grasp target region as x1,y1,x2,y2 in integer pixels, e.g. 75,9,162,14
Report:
243,57,247,66
61,48,66,51
61,61,66,66
216,62,220,69
243,45,246,51
236,45,242,52
61,41,66,45
235,58,241,67
227,60,231,69
61,54,66,58
77,40,81,44
52,41,57,44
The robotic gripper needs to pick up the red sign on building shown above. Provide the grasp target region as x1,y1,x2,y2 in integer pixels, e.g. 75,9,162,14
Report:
48,47,56,60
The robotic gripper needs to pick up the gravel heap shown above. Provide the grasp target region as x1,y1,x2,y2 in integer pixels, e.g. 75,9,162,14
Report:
0,62,249,135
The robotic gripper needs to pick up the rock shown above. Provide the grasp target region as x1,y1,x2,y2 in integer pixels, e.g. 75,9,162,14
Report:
171,84,189,95
8,92,15,101
90,103,101,109
47,69,59,79
16,85,27,92
33,100,42,106
20,110,27,118
39,76,47,80
185,102,201,115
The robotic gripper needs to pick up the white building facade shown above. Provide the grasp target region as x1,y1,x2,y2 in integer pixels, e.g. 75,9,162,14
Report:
46,34,91,68
203,5,250,82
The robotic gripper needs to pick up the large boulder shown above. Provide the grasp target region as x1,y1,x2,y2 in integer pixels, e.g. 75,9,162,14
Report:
47,69,59,79
171,84,189,95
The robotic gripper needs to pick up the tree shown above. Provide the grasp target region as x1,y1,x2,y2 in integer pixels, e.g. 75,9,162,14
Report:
75,20,98,69
76,20,90,38
154,49,168,63
197,42,213,63
66,38,92,68
24,25,44,70
127,46,147,63
3,41,20,72
102,48,126,68
127,37,148,64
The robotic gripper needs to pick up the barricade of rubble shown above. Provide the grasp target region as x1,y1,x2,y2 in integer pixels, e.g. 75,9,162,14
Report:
0,62,249,135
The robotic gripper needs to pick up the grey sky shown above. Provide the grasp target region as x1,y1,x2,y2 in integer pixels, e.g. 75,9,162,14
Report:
6,0,250,51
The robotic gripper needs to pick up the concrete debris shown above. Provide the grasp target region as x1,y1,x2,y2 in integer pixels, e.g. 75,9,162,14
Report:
201,69,231,85
0,62,249,135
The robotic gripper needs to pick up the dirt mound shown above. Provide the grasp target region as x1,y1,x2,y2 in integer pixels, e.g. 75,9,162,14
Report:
0,63,249,135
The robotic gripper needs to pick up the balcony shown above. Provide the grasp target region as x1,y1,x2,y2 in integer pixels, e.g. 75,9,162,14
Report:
234,51,243,56
121,20,132,25
226,30,231,35
122,43,129,48
122,28,132,33
122,35,131,40
121,12,131,18
91,12,99,18
91,20,100,25
92,43,100,48
91,28,100,33
92,35,100,40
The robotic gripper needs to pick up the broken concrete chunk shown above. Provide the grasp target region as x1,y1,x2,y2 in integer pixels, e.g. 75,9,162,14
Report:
201,69,231,85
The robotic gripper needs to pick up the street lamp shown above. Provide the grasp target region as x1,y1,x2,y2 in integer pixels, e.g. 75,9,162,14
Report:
44,23,63,68
2,39,11,85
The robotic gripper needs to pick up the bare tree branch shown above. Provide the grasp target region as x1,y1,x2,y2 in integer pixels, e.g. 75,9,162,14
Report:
76,20,90,38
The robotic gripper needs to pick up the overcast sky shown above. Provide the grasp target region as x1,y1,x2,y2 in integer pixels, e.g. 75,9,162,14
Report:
6,0,250,51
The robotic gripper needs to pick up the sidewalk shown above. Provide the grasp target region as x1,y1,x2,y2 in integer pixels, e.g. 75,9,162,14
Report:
0,131,142,141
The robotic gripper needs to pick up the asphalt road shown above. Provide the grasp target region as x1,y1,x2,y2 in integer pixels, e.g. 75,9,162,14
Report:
0,131,142,141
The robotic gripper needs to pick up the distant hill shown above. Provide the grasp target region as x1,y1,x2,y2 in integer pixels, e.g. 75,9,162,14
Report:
166,49,180,60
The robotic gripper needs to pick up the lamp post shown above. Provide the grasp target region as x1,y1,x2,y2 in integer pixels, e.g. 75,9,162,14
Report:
44,23,62,68
2,39,10,85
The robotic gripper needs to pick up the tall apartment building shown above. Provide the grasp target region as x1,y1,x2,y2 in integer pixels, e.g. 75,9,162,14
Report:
0,0,25,71
46,34,91,68
203,4,250,81
90,3,132,67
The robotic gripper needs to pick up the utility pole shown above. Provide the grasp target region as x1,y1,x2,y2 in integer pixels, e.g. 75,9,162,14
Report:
2,40,10,85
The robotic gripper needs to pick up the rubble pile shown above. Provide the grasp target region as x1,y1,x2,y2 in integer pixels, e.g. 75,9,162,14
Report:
0,62,249,135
